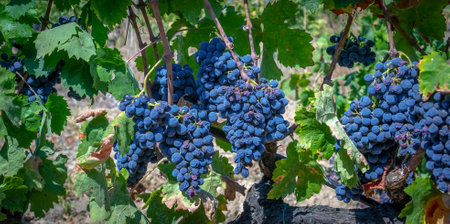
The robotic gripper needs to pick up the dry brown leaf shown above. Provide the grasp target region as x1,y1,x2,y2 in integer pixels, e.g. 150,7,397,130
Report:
74,109,107,123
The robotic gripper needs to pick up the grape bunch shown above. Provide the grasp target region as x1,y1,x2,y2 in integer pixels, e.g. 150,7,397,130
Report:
194,37,259,107
418,92,449,192
1,52,63,103
326,33,376,68
159,106,218,197
52,16,79,28
340,58,422,180
153,63,197,103
335,184,363,203
210,79,289,177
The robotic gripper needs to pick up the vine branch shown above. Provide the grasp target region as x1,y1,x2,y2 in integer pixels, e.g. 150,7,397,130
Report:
40,0,53,32
150,0,174,105
203,0,249,81
319,11,354,91
128,6,152,97
391,18,425,56
380,0,397,58
243,0,258,81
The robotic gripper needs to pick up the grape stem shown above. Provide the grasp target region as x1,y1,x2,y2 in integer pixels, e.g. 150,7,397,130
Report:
203,0,250,81
131,157,168,192
397,51,411,65
319,11,354,91
40,0,53,32
391,18,425,56
15,72,47,111
128,6,152,98
137,58,164,97
243,0,258,81
379,0,398,58
149,0,174,105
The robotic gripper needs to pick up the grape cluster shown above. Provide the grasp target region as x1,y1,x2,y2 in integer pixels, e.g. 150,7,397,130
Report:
1,52,62,103
210,79,289,177
418,92,449,192
340,58,422,180
153,63,197,103
194,37,259,107
326,34,376,68
159,106,218,197
335,184,363,203
52,16,79,28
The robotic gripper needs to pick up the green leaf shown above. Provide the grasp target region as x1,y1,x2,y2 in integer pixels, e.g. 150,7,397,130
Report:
259,0,314,80
315,85,368,175
35,22,79,58
161,181,198,209
399,175,442,224
215,136,232,153
268,140,324,201
106,170,146,224
91,0,131,28
19,160,44,191
5,0,37,19
91,11,109,46
418,51,450,98
200,171,222,197
108,65,140,101
75,168,110,222
158,163,177,182
294,107,335,159
0,12,33,41
1,113,36,148
60,58,94,98
114,113,134,156
334,145,359,188
20,101,42,132
211,154,234,177
59,31,96,61
0,137,26,177
29,147,68,217
143,189,184,224
179,202,210,224
53,0,81,11
46,94,71,135
0,176,28,212
0,70,22,126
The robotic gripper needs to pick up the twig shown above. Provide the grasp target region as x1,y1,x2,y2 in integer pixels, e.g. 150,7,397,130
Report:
203,0,249,81
380,0,397,58
391,18,425,56
150,0,174,105
319,11,354,91
40,0,53,32
14,72,28,94
131,157,168,192
128,6,152,97
243,0,258,77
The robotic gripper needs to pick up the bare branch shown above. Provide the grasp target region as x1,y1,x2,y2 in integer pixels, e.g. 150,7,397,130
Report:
391,18,425,56
319,11,354,91
40,0,53,32
243,0,258,81
150,0,174,105
203,0,249,81
380,0,398,58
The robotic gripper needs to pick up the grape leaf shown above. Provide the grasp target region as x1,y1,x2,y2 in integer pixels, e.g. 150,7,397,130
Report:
0,176,28,212
91,11,109,46
418,51,450,99
178,202,209,224
399,175,442,224
108,65,140,101
45,94,71,135
20,101,42,132
0,12,33,41
0,137,27,177
143,189,183,224
4,0,37,19
294,107,335,159
158,163,178,182
59,31,96,61
315,85,368,172
212,154,234,177
393,0,447,41
215,137,232,153
60,58,94,98
53,0,81,11
332,0,365,9
259,0,314,80
0,70,22,126
106,169,146,224
161,181,198,210
94,47,127,82
90,0,131,28
18,159,44,191
35,22,79,58
0,189,5,220
1,113,36,148
75,168,110,222
135,42,164,73
268,140,324,201
200,171,222,197
80,113,109,140
114,113,134,156
29,146,68,217
333,144,359,188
